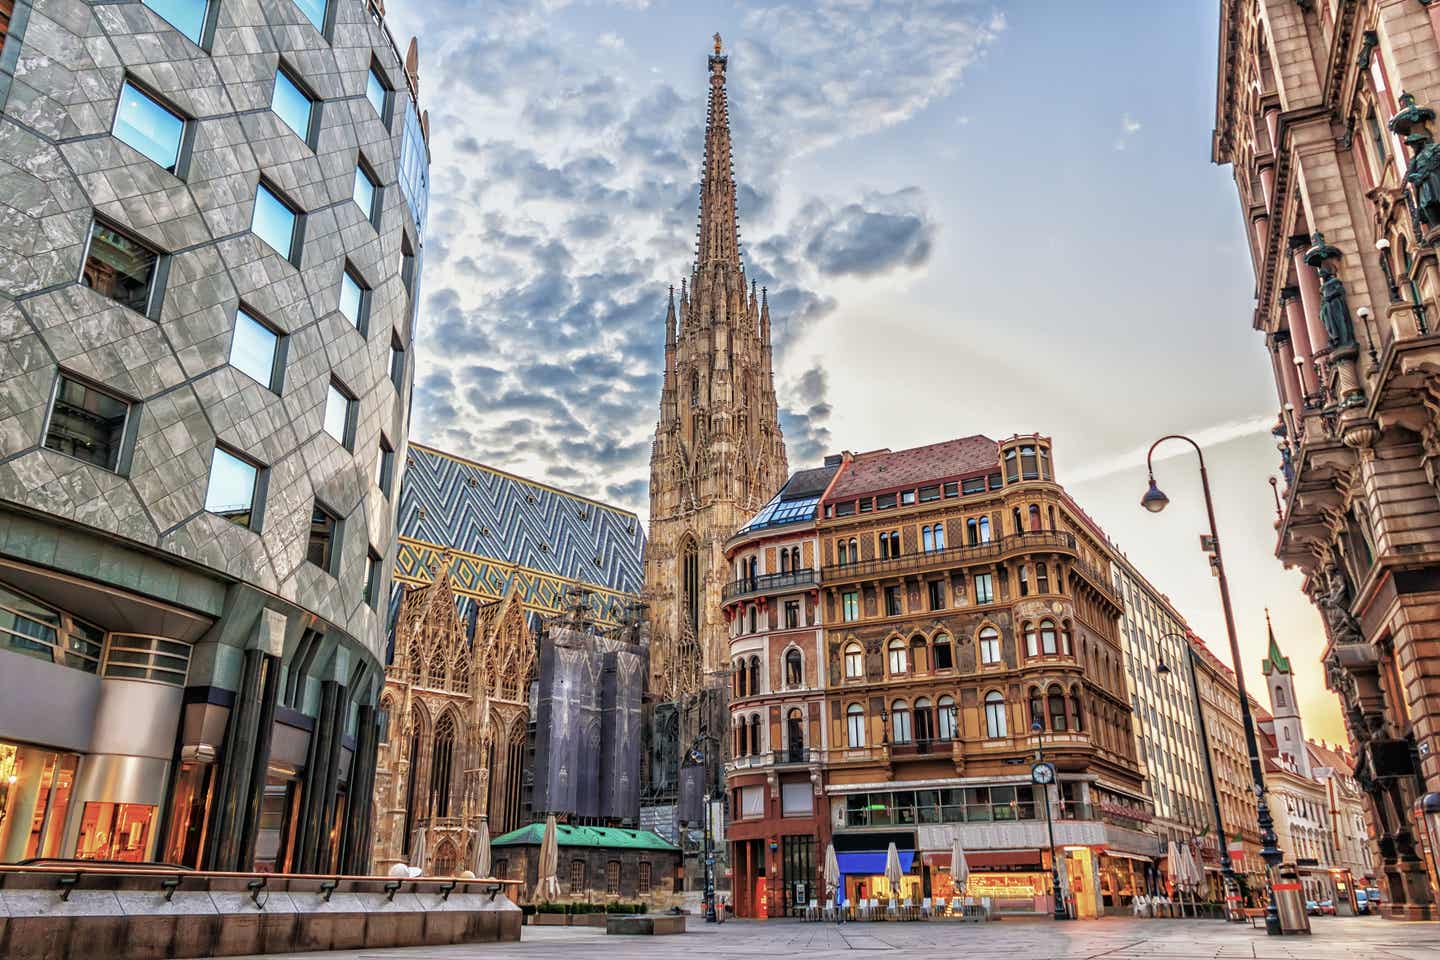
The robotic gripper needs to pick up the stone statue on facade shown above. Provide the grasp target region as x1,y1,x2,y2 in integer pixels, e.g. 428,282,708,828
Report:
1390,92,1440,225
1317,563,1365,646
1304,233,1357,349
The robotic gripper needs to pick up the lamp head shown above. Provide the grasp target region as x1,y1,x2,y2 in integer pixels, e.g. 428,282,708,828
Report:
1141,477,1170,513
1156,659,1172,675
1031,720,1043,733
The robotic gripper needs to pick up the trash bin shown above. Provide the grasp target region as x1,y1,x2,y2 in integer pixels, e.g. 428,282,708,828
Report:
1271,865,1311,935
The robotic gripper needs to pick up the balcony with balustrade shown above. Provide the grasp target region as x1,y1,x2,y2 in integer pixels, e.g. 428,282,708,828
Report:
821,531,1078,586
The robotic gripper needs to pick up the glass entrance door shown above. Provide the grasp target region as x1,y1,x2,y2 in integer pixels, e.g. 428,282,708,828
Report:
781,835,816,917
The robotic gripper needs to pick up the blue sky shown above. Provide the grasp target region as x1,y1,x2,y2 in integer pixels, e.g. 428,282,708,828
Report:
386,0,1341,739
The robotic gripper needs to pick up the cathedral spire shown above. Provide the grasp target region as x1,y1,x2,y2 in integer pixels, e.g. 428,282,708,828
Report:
665,284,677,345
697,33,740,270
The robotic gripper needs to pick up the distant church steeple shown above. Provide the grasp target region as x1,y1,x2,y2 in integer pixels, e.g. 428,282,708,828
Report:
1262,609,1309,777
646,36,789,700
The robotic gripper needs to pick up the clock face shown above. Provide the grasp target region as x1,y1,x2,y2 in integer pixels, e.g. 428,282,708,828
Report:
1032,762,1055,785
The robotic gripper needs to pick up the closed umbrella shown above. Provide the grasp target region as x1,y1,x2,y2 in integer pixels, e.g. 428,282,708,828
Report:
472,814,492,878
884,842,904,915
949,836,969,897
411,824,428,876
533,814,562,903
1164,840,1182,896
824,843,841,919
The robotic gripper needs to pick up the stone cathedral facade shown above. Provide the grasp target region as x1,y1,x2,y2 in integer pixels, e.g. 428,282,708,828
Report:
371,557,534,876
647,36,789,702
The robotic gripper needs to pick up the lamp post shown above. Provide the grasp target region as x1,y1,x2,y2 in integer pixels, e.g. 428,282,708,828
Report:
685,737,720,923
1032,720,1069,921
1141,435,1285,936
1156,632,1239,918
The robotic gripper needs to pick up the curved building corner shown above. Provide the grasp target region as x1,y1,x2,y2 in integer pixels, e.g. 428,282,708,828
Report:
0,0,428,874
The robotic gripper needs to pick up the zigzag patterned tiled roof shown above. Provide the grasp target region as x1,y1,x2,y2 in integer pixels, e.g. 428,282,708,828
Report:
393,444,645,624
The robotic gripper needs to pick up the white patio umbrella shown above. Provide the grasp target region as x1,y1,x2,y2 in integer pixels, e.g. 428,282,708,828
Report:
949,836,969,897
824,843,841,916
1182,843,1204,900
410,824,428,876
1054,853,1071,917
472,814,492,878
1164,840,1182,898
884,841,904,909
533,814,562,903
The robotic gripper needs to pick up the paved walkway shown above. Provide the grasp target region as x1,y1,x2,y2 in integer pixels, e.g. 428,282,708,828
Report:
235,914,1439,959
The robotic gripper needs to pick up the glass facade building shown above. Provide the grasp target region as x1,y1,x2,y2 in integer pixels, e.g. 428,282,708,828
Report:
0,0,427,872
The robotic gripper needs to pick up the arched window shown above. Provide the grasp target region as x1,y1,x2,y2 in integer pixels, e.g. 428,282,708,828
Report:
1036,563,1049,593
791,546,801,570
1028,687,1044,729
978,516,991,543
909,634,928,673
1028,504,1041,532
847,704,866,747
1011,507,1023,535
680,537,700,632
1061,622,1072,655
937,695,957,740
1024,621,1038,657
1048,684,1068,733
914,696,934,742
979,626,1001,665
785,648,803,687
430,711,456,817
1070,687,1085,732
932,633,953,670
1040,619,1058,655
844,643,864,678
786,708,805,762
690,369,700,406
780,549,789,573
888,638,907,675
1019,566,1029,596
984,691,1007,739
748,655,760,694
837,539,849,565
735,661,747,697
735,721,746,756
891,699,912,743
749,714,762,755
748,607,757,634
433,840,457,877
1275,686,1288,709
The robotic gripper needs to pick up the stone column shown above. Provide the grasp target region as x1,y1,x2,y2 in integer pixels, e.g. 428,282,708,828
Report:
1291,237,1332,366
1272,331,1304,414
1281,286,1320,396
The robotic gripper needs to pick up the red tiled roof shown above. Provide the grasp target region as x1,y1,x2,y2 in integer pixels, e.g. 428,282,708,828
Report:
1307,739,1354,770
826,435,998,500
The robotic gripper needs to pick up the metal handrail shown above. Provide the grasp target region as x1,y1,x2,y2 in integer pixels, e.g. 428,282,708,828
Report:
823,531,1077,581
721,568,818,602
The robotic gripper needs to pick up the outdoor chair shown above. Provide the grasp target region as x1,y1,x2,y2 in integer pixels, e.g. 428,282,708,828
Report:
920,897,932,919
805,898,818,920
886,898,899,920
933,896,947,917
868,898,879,920
823,898,836,922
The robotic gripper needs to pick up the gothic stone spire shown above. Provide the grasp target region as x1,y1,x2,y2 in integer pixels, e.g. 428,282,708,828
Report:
697,33,740,270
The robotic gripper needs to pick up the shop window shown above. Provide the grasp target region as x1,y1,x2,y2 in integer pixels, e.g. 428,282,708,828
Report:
82,219,162,317
142,0,210,45
162,760,214,867
0,745,79,860
75,801,156,862
113,80,187,173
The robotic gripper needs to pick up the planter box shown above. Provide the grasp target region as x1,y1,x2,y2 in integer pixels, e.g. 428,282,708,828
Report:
571,913,608,927
532,913,570,926
606,915,685,936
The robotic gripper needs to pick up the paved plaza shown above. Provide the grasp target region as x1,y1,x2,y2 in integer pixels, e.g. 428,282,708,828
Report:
234,915,1439,960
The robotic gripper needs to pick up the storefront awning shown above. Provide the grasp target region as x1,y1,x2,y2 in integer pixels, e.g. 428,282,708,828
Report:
1100,850,1153,863
923,850,1042,869
836,851,915,875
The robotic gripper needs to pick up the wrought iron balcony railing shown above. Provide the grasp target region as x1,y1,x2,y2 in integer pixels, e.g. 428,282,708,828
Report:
822,531,1077,582
721,567,818,603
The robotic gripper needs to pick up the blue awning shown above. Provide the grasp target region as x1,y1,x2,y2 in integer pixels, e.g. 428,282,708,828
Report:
836,850,915,876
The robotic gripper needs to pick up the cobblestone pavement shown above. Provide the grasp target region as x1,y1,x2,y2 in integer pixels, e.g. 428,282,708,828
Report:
236,914,1439,959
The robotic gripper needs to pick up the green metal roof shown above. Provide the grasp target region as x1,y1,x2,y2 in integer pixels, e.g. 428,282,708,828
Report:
491,823,679,851
1261,613,1291,676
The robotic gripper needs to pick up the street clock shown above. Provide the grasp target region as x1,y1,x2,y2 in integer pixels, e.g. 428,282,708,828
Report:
1031,762,1056,785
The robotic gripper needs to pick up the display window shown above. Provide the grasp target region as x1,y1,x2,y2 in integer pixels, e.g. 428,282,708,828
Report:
0,741,79,862
162,761,214,867
75,801,156,862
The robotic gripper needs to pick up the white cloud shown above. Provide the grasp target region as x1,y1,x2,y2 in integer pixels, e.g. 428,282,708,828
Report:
1065,414,1276,485
1114,112,1142,151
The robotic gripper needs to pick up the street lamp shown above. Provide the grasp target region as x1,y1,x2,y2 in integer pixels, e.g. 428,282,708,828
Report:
684,735,720,923
1032,720,1069,921
1156,632,1240,917
1140,435,1285,936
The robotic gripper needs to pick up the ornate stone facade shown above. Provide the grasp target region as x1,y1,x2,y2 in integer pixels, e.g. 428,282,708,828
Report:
646,36,788,701
372,558,533,876
1213,0,1440,917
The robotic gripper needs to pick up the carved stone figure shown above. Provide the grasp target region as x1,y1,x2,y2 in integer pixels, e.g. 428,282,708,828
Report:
1390,93,1440,225
1318,564,1365,646
1304,233,1356,349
